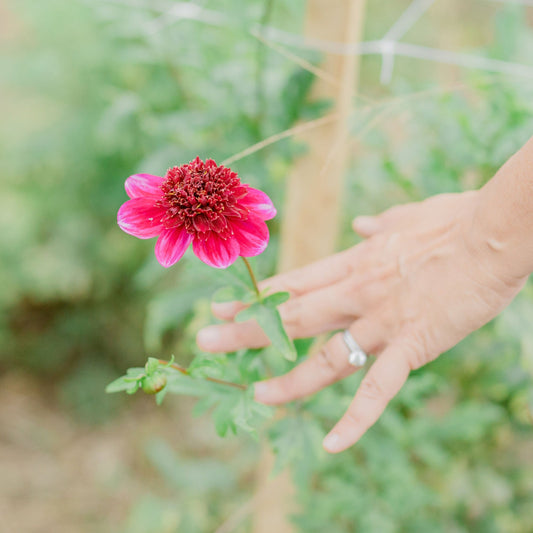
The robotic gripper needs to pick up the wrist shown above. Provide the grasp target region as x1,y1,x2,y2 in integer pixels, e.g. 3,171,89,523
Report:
468,140,533,282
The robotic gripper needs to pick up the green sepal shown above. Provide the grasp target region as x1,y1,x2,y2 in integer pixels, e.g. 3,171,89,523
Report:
155,386,168,405
145,357,160,375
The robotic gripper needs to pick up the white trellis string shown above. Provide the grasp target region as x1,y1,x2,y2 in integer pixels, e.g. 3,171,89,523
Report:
383,0,436,42
380,0,436,83
485,0,533,5
92,0,533,81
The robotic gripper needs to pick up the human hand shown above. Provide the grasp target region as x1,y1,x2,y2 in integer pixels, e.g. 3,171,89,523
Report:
197,191,528,453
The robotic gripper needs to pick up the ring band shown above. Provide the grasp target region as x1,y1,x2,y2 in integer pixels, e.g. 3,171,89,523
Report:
343,330,368,367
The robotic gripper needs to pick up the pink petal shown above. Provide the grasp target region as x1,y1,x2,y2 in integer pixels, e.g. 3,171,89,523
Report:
117,198,166,239
192,233,240,269
125,173,164,199
154,228,192,268
241,187,276,220
232,216,269,257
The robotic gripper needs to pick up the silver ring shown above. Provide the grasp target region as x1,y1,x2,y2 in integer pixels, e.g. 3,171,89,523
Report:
342,330,368,367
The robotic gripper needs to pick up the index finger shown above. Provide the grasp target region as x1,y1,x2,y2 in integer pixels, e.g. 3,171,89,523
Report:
322,342,411,453
212,246,360,321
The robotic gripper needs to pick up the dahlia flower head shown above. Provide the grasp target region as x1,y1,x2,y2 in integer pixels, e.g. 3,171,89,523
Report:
117,157,276,268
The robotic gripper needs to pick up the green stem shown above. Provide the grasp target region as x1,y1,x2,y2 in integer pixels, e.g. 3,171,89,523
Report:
242,257,261,297
157,359,247,391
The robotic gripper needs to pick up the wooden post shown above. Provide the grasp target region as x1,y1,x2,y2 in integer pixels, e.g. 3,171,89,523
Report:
279,0,366,270
253,2,366,532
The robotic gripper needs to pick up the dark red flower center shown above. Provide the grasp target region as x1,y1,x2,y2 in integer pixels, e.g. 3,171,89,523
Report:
157,157,249,239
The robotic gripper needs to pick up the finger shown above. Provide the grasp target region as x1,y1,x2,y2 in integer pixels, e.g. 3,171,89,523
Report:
279,281,363,337
197,319,268,352
322,342,411,453
200,278,372,353
212,248,357,321
253,317,386,404
352,194,466,238
211,300,244,321
351,215,382,237
352,202,418,237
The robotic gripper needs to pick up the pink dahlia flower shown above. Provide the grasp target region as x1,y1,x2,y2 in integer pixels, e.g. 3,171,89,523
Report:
117,157,276,268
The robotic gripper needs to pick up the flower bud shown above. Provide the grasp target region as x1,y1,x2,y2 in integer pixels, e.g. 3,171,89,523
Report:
141,372,167,394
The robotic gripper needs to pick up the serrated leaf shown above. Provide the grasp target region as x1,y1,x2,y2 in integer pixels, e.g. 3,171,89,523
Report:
187,354,228,379
165,372,224,397
212,395,238,437
268,416,324,483
210,388,272,438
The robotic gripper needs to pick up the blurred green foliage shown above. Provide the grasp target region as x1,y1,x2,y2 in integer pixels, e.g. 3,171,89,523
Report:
2,0,533,532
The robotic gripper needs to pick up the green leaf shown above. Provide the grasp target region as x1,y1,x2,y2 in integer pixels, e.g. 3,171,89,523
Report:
165,372,223,397
126,367,145,377
187,353,228,379
235,302,261,323
106,375,140,394
236,303,296,361
262,291,290,308
268,415,324,483
212,395,238,437
125,381,140,395
211,387,272,438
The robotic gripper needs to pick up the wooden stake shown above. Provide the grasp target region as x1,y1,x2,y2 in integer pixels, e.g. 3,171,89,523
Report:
279,0,366,270
253,2,366,532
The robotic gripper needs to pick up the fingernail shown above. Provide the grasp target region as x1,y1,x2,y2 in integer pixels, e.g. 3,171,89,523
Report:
353,216,380,235
322,433,341,453
197,327,219,349
253,381,270,402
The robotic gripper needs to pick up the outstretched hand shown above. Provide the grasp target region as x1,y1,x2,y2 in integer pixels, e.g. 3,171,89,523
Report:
197,191,528,453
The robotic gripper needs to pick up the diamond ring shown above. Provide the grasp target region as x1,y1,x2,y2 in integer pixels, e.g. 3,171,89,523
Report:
342,329,368,367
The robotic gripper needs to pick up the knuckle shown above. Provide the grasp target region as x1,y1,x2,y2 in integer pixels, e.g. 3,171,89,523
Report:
280,297,303,330
279,272,306,297
358,375,388,402
401,330,433,370
406,348,427,371
315,345,338,376
276,372,298,397
344,408,365,428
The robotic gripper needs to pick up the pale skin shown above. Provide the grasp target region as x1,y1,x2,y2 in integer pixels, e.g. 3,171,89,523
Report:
197,136,533,453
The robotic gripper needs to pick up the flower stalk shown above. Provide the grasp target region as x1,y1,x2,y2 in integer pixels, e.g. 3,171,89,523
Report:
242,257,261,298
